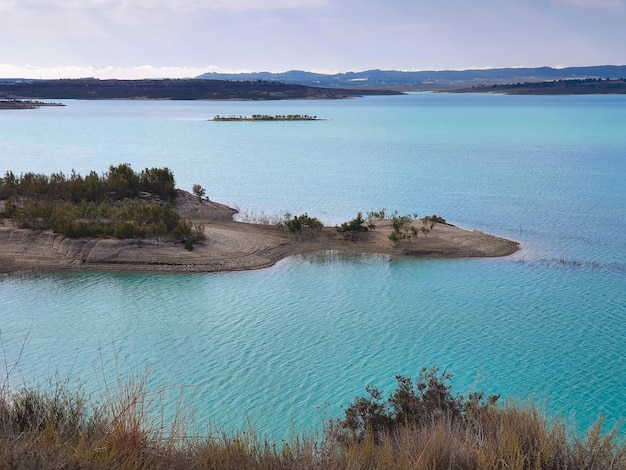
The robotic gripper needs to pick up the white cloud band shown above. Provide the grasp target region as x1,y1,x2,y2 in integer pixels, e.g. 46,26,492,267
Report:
17,0,327,12
0,64,244,79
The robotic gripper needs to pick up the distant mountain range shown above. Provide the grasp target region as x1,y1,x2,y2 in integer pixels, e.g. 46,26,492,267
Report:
1,66,625,101
197,65,626,90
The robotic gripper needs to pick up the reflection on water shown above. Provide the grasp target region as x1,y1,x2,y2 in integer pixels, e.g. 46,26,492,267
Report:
298,250,391,265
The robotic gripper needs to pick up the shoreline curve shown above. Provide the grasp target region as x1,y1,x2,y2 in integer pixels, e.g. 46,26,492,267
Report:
0,195,519,275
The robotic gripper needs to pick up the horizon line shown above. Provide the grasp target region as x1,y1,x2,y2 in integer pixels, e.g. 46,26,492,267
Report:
1,63,625,81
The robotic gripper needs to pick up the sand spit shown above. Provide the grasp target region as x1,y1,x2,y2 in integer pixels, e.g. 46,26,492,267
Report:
0,194,519,274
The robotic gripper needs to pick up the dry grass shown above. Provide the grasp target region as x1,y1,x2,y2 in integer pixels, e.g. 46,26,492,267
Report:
0,375,624,469
234,208,286,225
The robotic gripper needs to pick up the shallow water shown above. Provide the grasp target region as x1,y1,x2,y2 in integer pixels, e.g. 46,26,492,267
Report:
1,93,625,438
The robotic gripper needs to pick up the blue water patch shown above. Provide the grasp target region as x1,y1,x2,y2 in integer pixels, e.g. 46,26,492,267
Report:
1,93,625,438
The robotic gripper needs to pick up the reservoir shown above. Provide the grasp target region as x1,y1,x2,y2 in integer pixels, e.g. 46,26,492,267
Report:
1,93,625,438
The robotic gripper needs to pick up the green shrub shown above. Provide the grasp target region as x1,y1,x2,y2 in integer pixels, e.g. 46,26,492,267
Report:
337,212,372,241
278,213,324,241
113,220,142,239
173,220,206,250
388,212,442,247
0,164,176,204
335,366,499,444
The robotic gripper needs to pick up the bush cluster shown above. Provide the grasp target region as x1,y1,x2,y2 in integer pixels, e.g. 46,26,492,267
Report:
327,367,626,469
388,213,445,247
277,213,324,241
270,210,448,248
5,199,182,238
336,212,373,241
0,164,176,203
334,367,499,444
0,164,205,249
388,213,420,246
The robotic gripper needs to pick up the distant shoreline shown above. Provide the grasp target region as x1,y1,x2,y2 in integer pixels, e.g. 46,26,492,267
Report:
448,78,626,95
0,78,402,101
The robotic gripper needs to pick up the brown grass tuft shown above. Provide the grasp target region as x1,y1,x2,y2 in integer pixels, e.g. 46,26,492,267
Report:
0,367,624,469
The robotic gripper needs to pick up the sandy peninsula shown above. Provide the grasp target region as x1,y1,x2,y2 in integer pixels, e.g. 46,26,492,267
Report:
0,192,518,274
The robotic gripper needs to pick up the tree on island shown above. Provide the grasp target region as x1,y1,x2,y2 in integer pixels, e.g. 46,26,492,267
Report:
192,184,207,202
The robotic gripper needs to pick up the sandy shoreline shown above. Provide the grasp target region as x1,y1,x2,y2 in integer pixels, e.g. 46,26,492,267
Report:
0,194,519,274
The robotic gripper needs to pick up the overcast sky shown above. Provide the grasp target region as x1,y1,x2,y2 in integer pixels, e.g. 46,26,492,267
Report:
1,0,625,79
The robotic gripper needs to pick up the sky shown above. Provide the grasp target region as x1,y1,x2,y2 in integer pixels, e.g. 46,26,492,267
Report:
1,0,625,79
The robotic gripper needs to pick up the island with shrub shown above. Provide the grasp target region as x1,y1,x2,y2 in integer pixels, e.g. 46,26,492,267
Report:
211,114,321,121
0,164,518,274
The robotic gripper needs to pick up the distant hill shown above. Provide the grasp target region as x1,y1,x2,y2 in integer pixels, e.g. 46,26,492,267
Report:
0,78,401,101
197,65,626,90
452,78,626,95
3,67,625,99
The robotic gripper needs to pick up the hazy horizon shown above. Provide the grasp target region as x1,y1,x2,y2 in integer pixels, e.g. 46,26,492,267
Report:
2,63,625,81
3,0,625,80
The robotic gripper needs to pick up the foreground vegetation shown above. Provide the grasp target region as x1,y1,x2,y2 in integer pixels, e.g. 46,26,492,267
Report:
1,366,623,469
0,164,205,249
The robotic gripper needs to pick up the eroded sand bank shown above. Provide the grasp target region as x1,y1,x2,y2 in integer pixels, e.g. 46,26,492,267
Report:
0,194,519,274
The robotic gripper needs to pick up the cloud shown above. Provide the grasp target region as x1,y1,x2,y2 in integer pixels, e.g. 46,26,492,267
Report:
17,0,327,13
3,1,625,75
0,64,253,79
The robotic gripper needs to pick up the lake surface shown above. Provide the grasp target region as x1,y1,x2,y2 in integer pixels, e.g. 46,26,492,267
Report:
1,93,625,439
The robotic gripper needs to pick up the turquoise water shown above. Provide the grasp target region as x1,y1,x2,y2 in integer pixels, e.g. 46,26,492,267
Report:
1,93,625,438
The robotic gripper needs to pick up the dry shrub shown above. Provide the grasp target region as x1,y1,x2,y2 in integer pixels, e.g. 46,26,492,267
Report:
573,416,626,469
1,363,625,469
328,369,626,470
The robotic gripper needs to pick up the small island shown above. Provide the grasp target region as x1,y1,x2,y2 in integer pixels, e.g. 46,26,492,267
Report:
211,114,321,121
0,99,64,109
0,165,519,274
